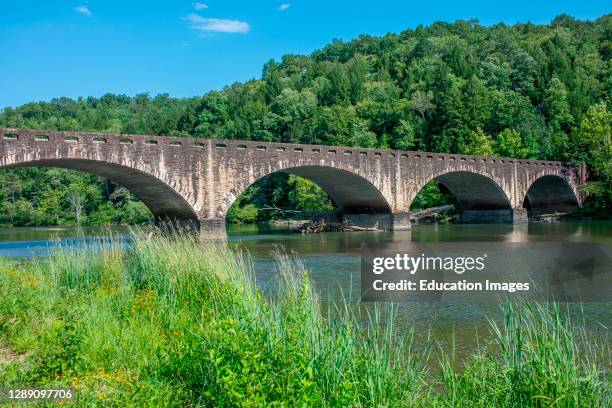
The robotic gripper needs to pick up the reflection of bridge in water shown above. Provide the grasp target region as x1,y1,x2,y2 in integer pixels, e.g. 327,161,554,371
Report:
0,128,585,233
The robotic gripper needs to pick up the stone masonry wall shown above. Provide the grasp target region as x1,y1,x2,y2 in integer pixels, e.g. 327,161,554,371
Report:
0,128,583,230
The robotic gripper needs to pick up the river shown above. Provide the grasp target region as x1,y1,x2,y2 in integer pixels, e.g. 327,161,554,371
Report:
1,221,610,361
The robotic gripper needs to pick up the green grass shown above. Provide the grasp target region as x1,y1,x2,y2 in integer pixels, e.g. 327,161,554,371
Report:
0,231,609,407
437,302,610,407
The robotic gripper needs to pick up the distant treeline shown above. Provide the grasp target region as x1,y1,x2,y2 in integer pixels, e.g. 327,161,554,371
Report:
1,14,610,226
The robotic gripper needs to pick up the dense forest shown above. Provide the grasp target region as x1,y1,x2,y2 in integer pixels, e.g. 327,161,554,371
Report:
1,14,610,226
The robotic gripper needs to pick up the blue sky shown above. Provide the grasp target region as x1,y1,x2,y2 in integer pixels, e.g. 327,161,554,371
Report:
0,1,609,109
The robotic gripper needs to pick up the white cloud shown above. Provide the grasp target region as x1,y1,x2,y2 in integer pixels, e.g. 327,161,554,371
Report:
279,3,290,11
184,14,250,34
74,5,92,16
193,2,208,10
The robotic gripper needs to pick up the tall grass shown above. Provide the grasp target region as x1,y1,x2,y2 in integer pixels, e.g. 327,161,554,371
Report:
0,230,609,407
436,302,609,407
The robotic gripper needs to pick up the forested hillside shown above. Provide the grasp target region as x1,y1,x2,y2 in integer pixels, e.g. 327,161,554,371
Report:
1,14,610,226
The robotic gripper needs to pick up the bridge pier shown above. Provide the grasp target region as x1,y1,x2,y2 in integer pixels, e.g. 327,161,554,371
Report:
156,217,228,237
459,210,513,223
511,208,528,224
199,218,227,237
458,208,528,224
156,218,201,233
340,212,411,231
390,212,412,231
341,213,392,230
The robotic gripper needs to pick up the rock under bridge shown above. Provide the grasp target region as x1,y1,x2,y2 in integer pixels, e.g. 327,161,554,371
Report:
0,128,585,233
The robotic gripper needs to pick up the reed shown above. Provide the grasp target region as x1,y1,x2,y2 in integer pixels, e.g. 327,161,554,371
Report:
0,230,608,406
435,302,609,407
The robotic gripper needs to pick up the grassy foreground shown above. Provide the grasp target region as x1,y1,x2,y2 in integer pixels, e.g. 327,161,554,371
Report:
0,232,609,407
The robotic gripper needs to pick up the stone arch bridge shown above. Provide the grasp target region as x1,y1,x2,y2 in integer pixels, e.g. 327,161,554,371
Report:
0,128,585,232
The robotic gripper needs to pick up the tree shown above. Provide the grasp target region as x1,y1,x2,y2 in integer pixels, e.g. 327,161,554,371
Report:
346,55,369,104
572,103,612,181
409,90,435,119
287,175,334,213
461,75,492,131
571,103,612,215
410,181,456,211
544,77,573,131
352,119,378,148
478,56,512,90
542,78,574,160
313,106,354,146
315,64,350,106
430,70,464,148
67,184,87,225
356,81,404,140
5,174,22,205
495,129,528,158
271,88,317,143
462,128,494,156
193,91,229,138
391,118,417,150
510,50,537,96
40,189,64,225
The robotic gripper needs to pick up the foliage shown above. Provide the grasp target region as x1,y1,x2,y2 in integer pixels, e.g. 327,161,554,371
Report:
462,127,494,156
0,232,608,406
495,129,529,158
437,303,608,407
571,103,612,216
1,14,611,223
571,104,612,183
409,181,457,211
226,173,335,223
0,168,153,227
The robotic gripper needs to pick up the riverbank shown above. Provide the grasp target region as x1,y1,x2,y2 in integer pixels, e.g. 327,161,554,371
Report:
0,208,607,234
0,231,608,406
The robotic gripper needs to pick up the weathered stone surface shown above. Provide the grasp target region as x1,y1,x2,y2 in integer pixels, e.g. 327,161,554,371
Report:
0,128,584,231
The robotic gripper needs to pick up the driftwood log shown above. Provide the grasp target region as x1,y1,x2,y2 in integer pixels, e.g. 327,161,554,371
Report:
410,205,455,223
295,205,458,233
297,218,381,234
529,211,571,222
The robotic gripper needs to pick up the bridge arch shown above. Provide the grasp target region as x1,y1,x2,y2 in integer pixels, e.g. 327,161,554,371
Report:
409,170,513,223
0,158,200,224
222,164,392,223
523,174,579,215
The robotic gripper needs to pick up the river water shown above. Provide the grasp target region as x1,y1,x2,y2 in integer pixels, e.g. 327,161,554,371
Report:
1,221,610,360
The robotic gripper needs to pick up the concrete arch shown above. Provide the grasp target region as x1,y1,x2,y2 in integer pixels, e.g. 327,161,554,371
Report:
523,174,580,215
0,158,199,223
222,164,392,217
